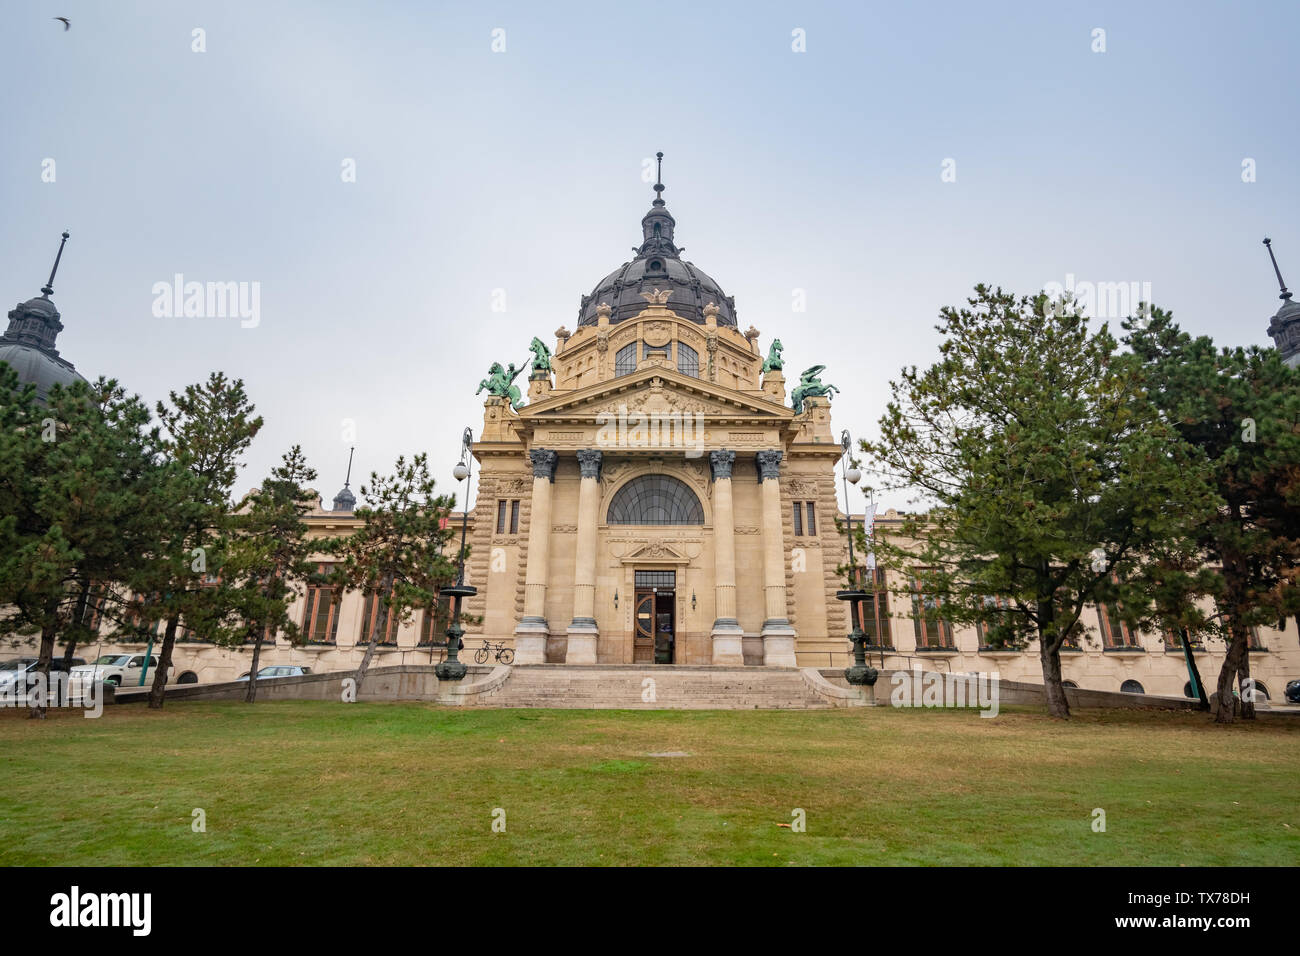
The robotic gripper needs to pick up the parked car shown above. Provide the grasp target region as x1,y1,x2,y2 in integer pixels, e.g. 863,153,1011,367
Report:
0,657,88,699
1286,679,1300,704
236,665,312,682
69,654,174,688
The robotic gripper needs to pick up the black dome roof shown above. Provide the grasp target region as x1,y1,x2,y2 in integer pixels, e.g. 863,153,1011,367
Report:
577,165,736,328
1,293,84,404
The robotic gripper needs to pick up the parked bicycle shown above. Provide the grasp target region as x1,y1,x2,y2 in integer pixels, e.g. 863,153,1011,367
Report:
474,640,515,664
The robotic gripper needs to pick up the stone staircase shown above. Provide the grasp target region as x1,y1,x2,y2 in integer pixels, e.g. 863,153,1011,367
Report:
475,664,836,710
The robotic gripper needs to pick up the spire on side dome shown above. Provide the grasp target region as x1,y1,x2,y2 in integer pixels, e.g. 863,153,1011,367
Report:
332,446,357,512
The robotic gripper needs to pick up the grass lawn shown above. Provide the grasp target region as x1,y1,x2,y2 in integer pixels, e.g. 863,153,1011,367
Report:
0,701,1296,866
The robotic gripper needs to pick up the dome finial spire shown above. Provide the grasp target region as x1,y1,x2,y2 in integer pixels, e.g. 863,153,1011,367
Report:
653,151,665,206
344,445,355,488
41,230,70,297
1264,238,1292,301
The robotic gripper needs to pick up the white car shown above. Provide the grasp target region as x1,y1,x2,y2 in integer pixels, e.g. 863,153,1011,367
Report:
236,665,312,681
70,654,174,689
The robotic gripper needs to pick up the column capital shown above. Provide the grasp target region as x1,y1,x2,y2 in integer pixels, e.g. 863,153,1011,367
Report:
529,448,559,481
709,448,735,481
577,448,603,480
755,449,783,482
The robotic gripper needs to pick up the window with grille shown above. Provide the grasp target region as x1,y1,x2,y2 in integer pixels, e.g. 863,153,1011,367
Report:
635,571,676,589
975,596,1013,649
510,500,520,534
804,502,816,535
858,567,892,648
419,600,451,646
793,502,803,536
607,474,704,525
677,342,699,377
615,342,638,376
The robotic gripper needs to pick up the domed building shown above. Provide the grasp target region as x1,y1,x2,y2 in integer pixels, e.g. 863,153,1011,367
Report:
1264,238,1300,367
0,232,86,403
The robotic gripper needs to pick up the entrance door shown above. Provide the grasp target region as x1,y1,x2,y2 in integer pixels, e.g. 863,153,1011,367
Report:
633,570,677,664
634,590,656,663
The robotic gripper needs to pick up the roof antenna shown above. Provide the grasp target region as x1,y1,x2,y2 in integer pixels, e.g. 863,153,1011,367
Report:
343,446,355,488
1264,238,1293,301
41,230,70,296
653,151,665,205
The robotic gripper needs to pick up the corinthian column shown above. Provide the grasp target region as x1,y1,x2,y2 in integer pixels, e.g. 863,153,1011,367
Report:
513,448,558,664
709,449,744,665
756,450,797,666
566,449,602,665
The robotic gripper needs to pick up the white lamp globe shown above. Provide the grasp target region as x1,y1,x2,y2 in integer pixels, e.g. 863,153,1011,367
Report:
846,467,862,485
453,461,469,482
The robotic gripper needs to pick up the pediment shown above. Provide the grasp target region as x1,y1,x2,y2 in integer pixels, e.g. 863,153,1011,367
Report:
524,366,790,421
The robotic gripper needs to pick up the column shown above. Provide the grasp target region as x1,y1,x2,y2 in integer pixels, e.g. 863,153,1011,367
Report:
709,449,744,665
513,448,558,664
756,450,797,666
566,449,602,664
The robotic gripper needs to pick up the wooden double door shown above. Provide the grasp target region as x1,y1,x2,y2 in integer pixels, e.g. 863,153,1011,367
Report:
633,583,676,664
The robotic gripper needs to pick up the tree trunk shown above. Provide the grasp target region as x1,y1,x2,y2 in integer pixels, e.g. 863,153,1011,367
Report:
1179,630,1210,710
148,616,180,710
1036,597,1070,719
1039,636,1071,719
28,618,58,720
245,623,265,704
1214,621,1249,724
1237,637,1257,721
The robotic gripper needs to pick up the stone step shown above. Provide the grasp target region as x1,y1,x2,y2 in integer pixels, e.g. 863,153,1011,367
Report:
474,665,833,710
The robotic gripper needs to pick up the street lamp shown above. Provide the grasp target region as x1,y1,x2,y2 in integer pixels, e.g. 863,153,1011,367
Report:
836,429,877,687
436,427,476,681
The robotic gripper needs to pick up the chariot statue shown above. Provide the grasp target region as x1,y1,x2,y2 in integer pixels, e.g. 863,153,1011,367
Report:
762,338,784,373
790,364,839,414
527,336,553,375
476,361,525,410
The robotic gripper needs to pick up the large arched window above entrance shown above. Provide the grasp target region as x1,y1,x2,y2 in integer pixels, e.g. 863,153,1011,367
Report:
607,474,704,525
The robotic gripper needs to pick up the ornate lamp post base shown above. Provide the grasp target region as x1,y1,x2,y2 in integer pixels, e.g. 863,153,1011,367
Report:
836,589,879,686
435,584,477,682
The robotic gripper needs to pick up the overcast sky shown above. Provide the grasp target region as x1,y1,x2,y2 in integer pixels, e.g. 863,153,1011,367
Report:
4,0,1297,515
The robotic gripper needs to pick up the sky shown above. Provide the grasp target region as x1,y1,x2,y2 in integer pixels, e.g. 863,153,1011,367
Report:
3,0,1297,516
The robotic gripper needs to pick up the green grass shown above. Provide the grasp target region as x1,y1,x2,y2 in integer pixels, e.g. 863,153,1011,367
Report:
1,701,1296,866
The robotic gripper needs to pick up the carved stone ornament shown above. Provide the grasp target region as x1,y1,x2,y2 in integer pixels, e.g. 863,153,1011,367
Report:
755,449,783,482
577,448,603,480
710,449,736,481
529,448,558,481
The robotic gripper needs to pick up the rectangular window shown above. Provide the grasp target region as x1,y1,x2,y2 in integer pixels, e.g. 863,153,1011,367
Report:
359,586,400,646
1096,603,1137,647
419,599,451,646
496,500,507,534
858,566,892,648
975,596,1009,649
911,574,954,648
805,502,816,536
510,500,520,534
302,563,340,645
1247,626,1265,650
792,502,803,536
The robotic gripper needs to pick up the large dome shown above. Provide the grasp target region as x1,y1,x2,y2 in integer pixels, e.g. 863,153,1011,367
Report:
577,161,737,328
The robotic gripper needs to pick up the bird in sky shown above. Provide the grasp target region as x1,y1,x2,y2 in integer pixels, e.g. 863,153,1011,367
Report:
54,17,70,31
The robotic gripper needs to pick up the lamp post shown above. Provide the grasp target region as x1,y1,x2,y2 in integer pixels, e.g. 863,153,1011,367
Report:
836,429,877,686
435,427,476,682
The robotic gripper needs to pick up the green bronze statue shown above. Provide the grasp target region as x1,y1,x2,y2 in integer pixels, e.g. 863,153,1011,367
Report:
791,364,839,414
477,361,525,410
528,336,553,375
762,338,784,373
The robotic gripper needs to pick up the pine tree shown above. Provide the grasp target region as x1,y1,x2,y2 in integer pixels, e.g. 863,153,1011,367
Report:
136,373,262,710
1125,310,1300,722
219,446,321,702
860,286,1218,718
332,453,459,692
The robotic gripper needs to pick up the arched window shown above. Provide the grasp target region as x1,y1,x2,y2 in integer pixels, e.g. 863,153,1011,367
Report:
677,342,699,377
607,474,704,525
615,342,637,376
1062,680,1078,689
1120,679,1145,694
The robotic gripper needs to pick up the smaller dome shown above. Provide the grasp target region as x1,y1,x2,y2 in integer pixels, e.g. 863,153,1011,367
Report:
18,295,58,316
332,485,356,512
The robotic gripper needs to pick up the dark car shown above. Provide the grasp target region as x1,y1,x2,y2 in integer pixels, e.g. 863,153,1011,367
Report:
1286,679,1300,704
